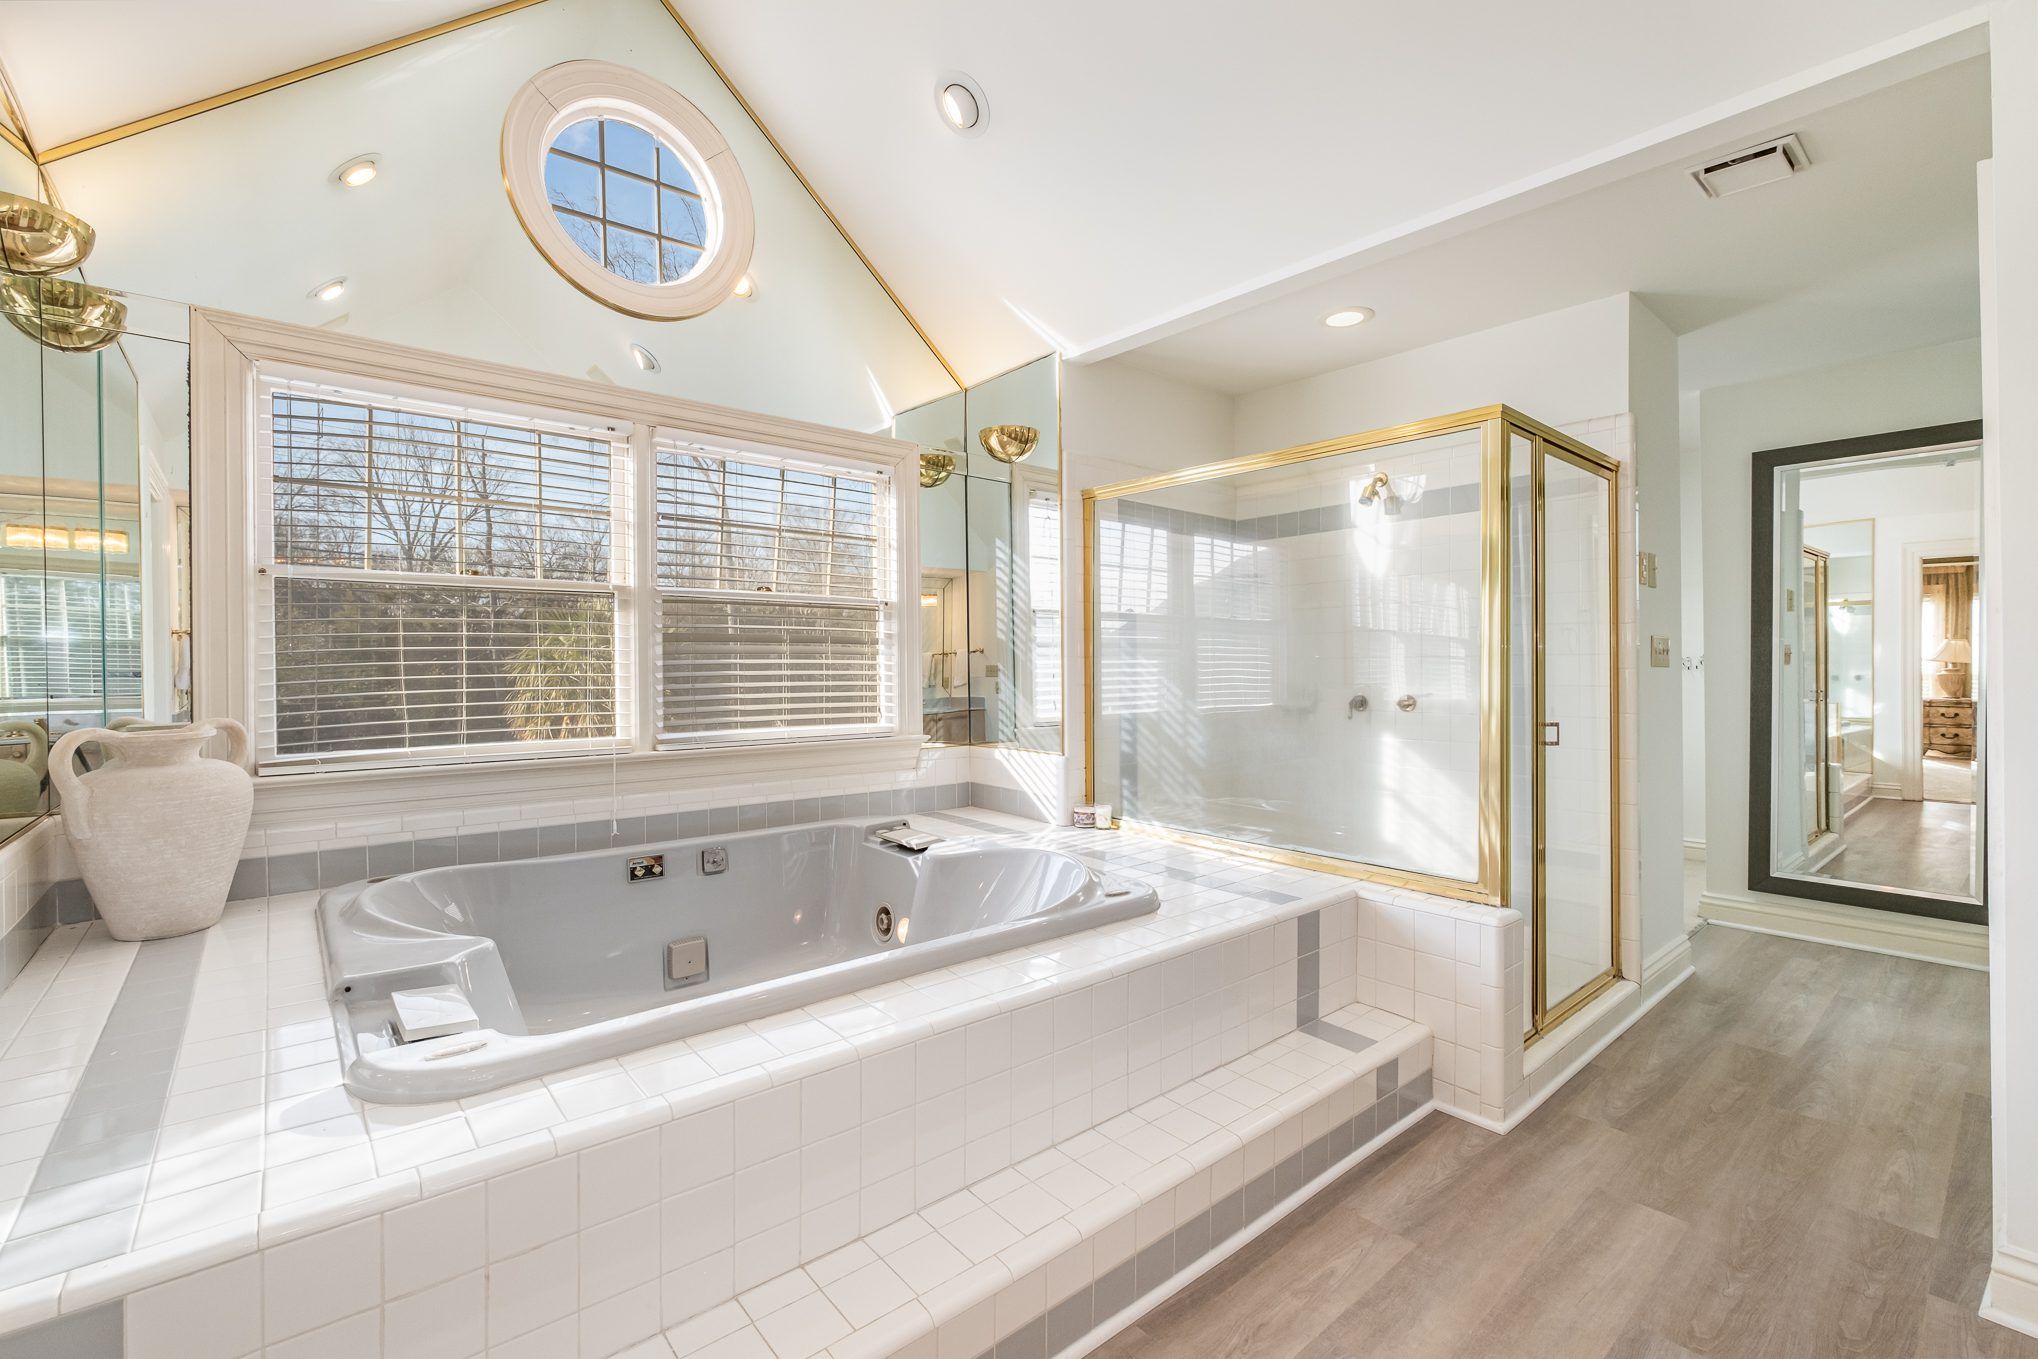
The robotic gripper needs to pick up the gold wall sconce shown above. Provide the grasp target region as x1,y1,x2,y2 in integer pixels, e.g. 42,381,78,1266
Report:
919,452,957,488
0,275,128,353
978,424,1039,464
0,192,96,275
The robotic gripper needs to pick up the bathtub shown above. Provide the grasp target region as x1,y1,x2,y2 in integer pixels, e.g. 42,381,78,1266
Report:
318,818,1159,1102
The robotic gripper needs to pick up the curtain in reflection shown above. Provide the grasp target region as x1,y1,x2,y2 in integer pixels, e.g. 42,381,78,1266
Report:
1922,561,1974,645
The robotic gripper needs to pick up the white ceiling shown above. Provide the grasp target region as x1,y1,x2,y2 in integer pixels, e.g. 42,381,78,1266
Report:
0,0,491,149
677,0,1983,381
1116,55,1991,396
0,0,1992,398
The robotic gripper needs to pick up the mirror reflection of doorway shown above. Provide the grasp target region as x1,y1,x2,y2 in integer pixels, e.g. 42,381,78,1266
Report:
1752,427,1983,919
1920,556,1977,806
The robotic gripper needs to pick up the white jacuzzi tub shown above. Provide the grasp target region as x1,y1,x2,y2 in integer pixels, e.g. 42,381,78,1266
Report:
318,817,1159,1102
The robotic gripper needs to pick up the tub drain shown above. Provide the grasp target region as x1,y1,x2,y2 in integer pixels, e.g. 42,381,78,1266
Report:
873,904,895,942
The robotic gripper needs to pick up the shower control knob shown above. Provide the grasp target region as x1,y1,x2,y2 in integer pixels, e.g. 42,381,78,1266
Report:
1347,694,1369,717
1396,694,1418,712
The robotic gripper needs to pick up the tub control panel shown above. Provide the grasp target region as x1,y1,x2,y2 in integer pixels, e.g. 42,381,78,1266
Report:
627,854,665,882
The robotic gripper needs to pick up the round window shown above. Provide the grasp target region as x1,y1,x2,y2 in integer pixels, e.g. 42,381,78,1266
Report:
504,61,754,320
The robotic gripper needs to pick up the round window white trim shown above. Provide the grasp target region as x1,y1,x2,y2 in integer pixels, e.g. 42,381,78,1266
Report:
503,60,755,321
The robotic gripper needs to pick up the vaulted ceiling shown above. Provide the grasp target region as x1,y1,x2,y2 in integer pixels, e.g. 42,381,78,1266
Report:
0,0,1993,388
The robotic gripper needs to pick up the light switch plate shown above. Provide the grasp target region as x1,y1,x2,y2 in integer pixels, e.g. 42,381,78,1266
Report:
1639,551,1659,588
1649,635,1672,667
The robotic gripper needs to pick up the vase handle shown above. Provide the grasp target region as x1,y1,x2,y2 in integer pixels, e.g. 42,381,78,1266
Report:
207,718,251,771
48,728,107,841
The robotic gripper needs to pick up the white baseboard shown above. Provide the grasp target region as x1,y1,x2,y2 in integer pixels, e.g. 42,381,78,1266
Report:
1983,1247,2038,1340
1698,890,1986,969
1682,838,1706,862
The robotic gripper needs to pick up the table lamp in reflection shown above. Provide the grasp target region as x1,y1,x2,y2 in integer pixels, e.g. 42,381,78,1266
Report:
1930,637,1972,698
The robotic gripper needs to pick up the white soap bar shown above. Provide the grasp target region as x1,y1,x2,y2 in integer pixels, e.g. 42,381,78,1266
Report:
391,984,481,1043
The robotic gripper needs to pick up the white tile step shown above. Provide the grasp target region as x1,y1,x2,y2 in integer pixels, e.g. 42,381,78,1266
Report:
652,1004,1433,1359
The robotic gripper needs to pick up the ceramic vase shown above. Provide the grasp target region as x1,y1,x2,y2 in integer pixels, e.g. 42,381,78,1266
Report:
50,719,253,941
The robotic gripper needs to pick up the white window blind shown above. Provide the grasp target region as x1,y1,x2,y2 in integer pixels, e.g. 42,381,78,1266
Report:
0,572,143,712
653,439,894,744
256,377,625,767
1026,489,1062,724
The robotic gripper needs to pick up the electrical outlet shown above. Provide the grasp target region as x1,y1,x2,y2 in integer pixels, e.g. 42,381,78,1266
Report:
1649,635,1672,667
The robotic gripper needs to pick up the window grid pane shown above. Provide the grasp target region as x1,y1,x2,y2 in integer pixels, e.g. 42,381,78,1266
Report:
271,394,613,582
547,117,709,285
267,577,616,758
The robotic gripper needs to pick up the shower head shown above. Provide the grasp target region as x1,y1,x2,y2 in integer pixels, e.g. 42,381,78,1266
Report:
1358,472,1402,515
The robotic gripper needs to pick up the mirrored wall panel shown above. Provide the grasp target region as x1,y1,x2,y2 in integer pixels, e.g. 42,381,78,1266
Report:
1751,423,1983,923
0,274,192,845
896,355,1060,752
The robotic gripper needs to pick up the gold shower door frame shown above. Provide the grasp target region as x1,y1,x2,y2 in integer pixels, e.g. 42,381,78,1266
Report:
1081,404,1623,949
1526,437,1623,1038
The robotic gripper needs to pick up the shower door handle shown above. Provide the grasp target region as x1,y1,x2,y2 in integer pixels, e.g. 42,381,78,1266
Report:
1542,721,1561,747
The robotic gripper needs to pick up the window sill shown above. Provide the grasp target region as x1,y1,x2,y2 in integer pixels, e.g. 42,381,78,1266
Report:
245,732,938,825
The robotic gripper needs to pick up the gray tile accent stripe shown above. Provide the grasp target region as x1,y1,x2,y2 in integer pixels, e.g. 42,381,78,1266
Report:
994,1067,1434,1359
1295,908,1321,1026
1299,1018,1377,1054
0,1300,120,1358
46,782,997,925
0,932,206,1288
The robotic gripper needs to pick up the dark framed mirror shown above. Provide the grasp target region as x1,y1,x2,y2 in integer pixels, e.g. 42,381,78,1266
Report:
1749,420,1985,924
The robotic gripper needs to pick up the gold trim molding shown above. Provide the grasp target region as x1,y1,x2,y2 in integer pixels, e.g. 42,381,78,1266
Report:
655,0,963,388
36,0,548,164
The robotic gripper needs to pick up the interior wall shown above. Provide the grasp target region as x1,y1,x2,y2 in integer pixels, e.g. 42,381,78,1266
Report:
1678,388,1707,863
1626,296,1687,970
38,0,956,432
1230,294,1632,455
1696,337,1983,912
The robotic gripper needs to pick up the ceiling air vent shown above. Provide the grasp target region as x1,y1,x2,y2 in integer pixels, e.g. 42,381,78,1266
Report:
1689,133,1810,198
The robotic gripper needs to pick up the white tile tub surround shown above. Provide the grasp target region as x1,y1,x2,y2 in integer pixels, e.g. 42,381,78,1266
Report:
1350,885,1521,1126
0,808,1528,1359
228,746,986,902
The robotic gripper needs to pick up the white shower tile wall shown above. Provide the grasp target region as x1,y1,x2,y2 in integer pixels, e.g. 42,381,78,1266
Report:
1223,434,1486,884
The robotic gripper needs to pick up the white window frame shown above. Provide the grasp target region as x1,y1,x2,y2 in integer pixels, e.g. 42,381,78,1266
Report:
250,367,636,772
191,311,920,795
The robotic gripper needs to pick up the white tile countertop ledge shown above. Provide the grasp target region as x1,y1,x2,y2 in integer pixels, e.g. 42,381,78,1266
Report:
0,808,1511,1343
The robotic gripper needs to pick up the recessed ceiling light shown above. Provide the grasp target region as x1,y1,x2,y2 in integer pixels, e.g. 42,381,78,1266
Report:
629,343,660,373
732,273,756,300
309,277,348,302
936,73,987,136
333,155,380,188
1324,307,1375,328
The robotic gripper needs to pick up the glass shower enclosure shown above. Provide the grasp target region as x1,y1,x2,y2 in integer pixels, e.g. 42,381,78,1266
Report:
1083,406,1620,1037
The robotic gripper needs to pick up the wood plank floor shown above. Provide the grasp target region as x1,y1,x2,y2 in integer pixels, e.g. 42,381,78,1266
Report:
1809,797,1976,897
1091,926,2030,1359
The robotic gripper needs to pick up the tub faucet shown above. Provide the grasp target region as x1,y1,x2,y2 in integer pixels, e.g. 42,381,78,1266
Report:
873,822,943,853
